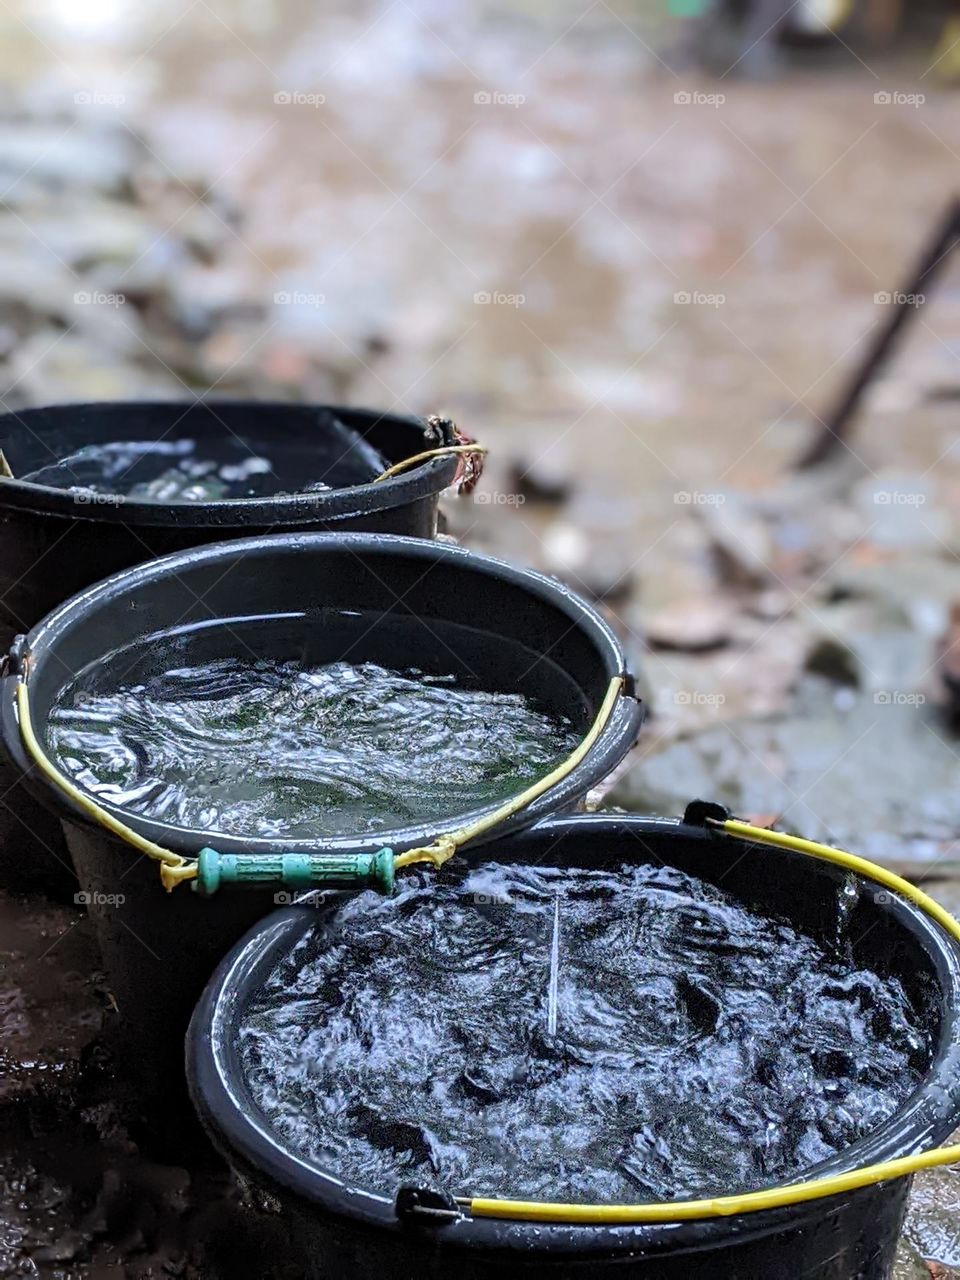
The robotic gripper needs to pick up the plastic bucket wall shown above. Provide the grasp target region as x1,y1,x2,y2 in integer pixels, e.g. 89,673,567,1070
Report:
0,401,460,891
187,814,960,1280
0,533,641,1093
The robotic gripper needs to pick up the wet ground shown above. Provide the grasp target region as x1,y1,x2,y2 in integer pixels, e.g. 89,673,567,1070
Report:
2,0,960,1273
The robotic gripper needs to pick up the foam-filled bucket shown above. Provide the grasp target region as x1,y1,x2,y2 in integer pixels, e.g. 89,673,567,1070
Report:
0,401,463,890
0,533,641,1095
187,812,960,1280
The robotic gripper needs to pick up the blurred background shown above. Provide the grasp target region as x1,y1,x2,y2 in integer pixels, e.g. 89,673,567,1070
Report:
3,0,960,1273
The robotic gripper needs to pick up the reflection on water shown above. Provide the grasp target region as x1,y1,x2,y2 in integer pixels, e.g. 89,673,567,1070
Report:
21,419,387,498
49,656,578,837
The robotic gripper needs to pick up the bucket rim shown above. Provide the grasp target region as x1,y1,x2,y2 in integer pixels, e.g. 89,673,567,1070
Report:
3,532,642,858
186,813,960,1254
0,400,460,526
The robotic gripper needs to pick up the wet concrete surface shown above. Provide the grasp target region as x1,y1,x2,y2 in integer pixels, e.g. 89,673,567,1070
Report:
3,0,960,1272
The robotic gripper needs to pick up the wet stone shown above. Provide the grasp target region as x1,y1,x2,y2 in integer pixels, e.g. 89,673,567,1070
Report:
615,676,960,868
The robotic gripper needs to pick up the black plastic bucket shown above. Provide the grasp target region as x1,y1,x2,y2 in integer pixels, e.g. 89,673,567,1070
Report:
0,533,641,1095
187,812,960,1280
0,401,462,891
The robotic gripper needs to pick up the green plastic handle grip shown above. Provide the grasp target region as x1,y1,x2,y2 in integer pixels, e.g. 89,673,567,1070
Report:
194,847,395,897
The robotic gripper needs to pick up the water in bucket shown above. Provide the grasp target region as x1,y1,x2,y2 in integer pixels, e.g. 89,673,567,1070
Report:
46,615,580,839
235,861,926,1202
20,417,389,500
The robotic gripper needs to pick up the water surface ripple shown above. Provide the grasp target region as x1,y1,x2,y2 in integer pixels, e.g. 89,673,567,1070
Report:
48,659,578,838
238,862,927,1202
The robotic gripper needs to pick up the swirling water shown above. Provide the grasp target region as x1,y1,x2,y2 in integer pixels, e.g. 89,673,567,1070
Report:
237,862,929,1202
21,424,387,499
47,659,579,838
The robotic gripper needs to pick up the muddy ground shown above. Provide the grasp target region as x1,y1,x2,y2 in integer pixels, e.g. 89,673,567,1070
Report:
2,0,960,1274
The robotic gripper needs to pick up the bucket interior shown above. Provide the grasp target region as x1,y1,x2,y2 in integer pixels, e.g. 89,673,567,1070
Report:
47,609,591,728
0,402,432,500
23,537,634,849
192,818,960,1231
31,542,613,728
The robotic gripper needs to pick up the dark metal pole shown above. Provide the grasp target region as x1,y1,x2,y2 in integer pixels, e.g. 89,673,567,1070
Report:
798,196,960,468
